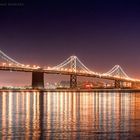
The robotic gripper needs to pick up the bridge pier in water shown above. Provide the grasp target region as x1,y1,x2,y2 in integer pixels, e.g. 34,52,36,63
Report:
70,74,77,89
32,72,44,89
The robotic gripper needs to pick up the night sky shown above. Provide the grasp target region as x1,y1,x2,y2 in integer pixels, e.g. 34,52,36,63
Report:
0,0,140,85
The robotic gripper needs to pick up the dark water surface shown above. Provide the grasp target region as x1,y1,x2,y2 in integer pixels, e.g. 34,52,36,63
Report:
0,92,140,139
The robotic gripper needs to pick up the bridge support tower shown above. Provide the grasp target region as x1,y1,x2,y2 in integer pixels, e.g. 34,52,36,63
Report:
70,74,77,89
114,80,121,88
32,72,44,89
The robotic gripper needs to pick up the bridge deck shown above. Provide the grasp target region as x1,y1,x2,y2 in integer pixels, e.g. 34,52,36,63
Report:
0,66,139,83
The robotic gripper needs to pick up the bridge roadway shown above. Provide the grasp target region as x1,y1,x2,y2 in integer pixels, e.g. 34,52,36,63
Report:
0,65,139,84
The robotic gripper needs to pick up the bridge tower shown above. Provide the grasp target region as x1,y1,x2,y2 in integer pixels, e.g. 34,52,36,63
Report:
70,56,77,89
32,72,44,89
114,80,121,88
70,74,77,89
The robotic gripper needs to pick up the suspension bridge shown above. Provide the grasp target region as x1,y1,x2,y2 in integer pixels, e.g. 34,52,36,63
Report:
0,49,139,89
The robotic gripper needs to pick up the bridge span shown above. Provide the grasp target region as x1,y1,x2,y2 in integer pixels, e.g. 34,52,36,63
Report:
0,50,139,89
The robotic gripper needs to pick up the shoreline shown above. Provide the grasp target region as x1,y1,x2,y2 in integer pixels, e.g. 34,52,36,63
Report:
0,88,140,92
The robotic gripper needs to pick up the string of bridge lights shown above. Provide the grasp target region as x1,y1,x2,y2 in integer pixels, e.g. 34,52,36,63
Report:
0,49,139,82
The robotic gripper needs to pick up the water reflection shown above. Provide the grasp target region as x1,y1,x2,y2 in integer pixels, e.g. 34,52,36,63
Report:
0,92,140,139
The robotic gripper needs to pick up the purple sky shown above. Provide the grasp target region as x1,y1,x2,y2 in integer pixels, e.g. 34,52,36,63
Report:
0,0,140,86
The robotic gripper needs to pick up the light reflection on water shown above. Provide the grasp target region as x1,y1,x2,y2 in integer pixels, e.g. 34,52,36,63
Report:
0,92,140,139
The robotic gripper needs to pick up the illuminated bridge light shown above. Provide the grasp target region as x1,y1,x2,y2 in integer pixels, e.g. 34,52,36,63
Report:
26,65,30,68
8,63,12,66
2,63,6,66
36,66,40,69
47,66,50,69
